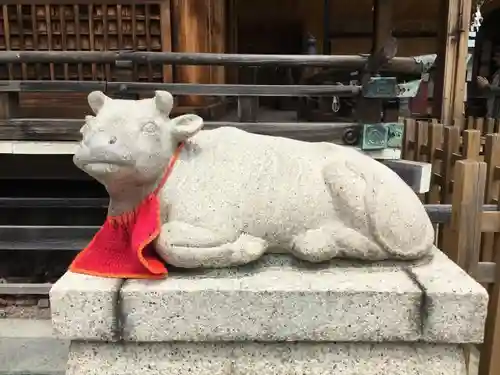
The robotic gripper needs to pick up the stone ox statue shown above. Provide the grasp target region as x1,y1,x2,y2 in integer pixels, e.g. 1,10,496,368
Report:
73,90,434,268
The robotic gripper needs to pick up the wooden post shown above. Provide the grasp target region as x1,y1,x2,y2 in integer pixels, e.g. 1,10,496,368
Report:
449,159,486,272
237,66,259,122
0,93,19,119
237,97,258,122
432,0,472,126
372,0,393,54
225,0,239,85
355,0,394,124
482,134,500,265
479,166,500,375
160,0,173,83
114,52,139,100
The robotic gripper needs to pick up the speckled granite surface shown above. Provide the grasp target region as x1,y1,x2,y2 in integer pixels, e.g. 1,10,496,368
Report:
67,341,469,375
50,247,487,375
51,247,488,344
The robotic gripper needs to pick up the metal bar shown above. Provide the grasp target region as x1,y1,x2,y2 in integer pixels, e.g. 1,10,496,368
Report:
0,51,424,73
0,80,361,97
0,225,96,251
0,197,108,208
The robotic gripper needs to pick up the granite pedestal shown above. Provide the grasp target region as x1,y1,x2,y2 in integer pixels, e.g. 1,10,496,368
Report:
50,247,488,375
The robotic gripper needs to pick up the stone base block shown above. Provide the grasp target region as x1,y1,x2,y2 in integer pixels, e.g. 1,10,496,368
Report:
51,247,488,344
51,247,488,375
67,341,468,375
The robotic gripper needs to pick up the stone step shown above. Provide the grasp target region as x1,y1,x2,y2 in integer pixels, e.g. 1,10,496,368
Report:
66,341,468,375
0,319,68,375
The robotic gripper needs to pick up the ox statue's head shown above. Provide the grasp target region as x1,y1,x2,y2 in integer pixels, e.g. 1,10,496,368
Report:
73,90,203,188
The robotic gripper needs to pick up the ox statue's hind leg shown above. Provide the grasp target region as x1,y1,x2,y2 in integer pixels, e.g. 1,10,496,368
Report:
155,221,268,268
291,154,433,262
289,222,387,262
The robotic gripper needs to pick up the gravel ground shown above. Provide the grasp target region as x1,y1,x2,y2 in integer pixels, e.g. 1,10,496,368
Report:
0,297,51,320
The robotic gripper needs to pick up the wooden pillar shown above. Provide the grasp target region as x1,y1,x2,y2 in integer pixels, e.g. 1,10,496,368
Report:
300,0,326,54
0,93,19,120
160,0,173,83
171,0,226,107
356,0,394,124
226,0,238,83
432,0,472,126
372,0,393,54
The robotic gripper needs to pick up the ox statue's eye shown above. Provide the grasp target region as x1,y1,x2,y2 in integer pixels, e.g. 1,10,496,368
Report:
141,122,158,135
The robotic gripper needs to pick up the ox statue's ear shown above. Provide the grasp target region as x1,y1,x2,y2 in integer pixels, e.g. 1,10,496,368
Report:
170,114,204,141
88,91,109,114
154,90,174,116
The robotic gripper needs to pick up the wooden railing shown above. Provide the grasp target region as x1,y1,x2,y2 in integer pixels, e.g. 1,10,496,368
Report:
0,49,426,144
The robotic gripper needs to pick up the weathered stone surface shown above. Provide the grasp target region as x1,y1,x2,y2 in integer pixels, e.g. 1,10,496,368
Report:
408,250,489,343
121,256,422,342
50,272,122,341
67,341,468,375
72,90,435,268
51,248,488,344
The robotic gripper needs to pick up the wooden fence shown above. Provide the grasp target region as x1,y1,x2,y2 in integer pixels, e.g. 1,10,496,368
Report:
403,118,500,375
402,118,500,262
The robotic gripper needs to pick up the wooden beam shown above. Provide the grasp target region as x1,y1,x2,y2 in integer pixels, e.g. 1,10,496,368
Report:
482,211,500,233
0,118,360,143
475,262,496,284
0,51,426,73
0,80,362,97
382,160,432,194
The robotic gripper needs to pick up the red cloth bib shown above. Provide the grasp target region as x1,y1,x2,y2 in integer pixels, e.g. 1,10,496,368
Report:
69,144,184,279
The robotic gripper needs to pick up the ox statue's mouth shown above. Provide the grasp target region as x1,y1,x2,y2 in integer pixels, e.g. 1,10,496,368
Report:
74,144,134,169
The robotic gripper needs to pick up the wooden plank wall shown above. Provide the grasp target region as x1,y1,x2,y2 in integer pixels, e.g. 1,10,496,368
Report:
0,2,166,81
0,0,227,115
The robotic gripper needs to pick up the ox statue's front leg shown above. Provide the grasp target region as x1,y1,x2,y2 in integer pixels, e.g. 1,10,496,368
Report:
155,221,268,268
